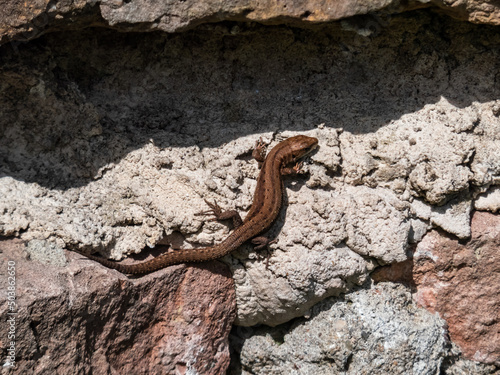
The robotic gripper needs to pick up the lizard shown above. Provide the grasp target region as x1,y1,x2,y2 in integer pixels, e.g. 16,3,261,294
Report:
74,135,318,274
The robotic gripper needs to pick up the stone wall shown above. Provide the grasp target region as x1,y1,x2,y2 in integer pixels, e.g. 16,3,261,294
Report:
0,2,499,374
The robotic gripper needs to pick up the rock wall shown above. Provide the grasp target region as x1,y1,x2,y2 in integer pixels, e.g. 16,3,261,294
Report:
0,3,499,374
2,0,500,46
0,238,236,374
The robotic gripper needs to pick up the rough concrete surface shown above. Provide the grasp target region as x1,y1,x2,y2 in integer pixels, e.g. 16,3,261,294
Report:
0,237,236,374
0,6,499,375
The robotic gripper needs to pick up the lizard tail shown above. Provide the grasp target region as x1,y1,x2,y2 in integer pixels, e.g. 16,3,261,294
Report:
72,246,220,275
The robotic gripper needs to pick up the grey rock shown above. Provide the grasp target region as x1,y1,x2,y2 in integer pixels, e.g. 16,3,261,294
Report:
236,283,449,375
25,240,67,267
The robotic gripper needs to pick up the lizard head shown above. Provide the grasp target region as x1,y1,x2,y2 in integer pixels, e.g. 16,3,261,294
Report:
286,135,319,161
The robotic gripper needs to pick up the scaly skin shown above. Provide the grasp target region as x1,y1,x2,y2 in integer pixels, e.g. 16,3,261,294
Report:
74,135,318,274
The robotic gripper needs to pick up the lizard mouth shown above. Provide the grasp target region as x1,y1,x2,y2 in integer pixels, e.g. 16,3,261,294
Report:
295,142,319,161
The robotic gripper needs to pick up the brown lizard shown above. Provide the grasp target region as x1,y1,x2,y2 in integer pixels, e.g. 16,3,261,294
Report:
74,135,318,274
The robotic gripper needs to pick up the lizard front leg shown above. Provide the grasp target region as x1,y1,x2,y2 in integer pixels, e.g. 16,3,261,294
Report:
196,199,243,228
281,161,306,176
252,137,267,166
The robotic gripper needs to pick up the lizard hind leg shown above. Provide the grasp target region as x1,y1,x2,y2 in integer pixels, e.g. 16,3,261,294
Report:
251,236,277,269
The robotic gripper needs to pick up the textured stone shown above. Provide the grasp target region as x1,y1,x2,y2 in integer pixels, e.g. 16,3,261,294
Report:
344,186,410,263
234,283,449,375
475,186,500,212
2,0,500,47
413,212,500,366
373,212,500,366
0,238,236,374
1,13,500,329
431,0,500,25
0,5,499,374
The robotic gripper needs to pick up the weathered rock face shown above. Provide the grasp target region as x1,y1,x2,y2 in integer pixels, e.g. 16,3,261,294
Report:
231,283,499,375
372,211,500,367
234,283,449,375
2,0,500,46
0,4,499,375
1,11,499,330
413,212,500,366
0,238,236,374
